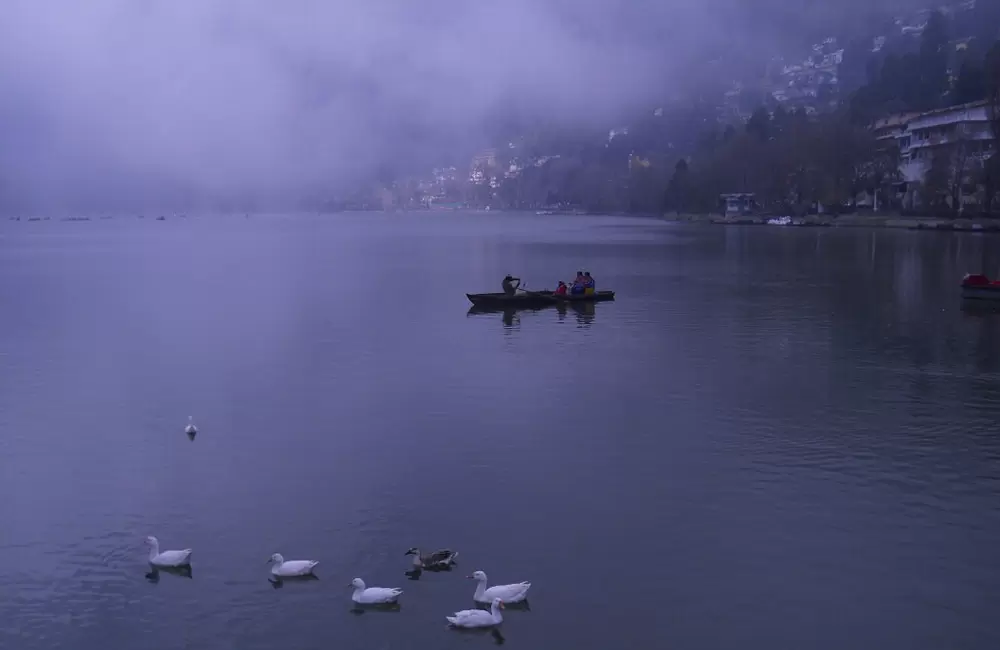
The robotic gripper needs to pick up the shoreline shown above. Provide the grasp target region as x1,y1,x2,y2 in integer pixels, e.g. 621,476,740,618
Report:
662,213,1000,232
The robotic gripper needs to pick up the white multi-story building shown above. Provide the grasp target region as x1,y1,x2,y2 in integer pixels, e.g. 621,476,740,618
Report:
880,100,996,209
872,111,919,146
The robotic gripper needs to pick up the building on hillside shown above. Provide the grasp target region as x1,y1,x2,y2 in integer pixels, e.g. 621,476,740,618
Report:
720,193,756,216
951,36,975,52
886,100,996,209
470,149,497,170
628,154,651,171
608,127,629,143
872,111,921,152
469,149,497,184
766,36,843,115
504,160,523,179
432,166,458,184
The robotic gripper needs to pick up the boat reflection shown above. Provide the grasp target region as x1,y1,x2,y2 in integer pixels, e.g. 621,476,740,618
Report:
961,299,1000,316
467,304,544,329
557,301,596,326
467,302,599,328
960,299,1000,373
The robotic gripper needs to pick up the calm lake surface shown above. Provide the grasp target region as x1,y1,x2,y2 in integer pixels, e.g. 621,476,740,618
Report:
1,213,999,649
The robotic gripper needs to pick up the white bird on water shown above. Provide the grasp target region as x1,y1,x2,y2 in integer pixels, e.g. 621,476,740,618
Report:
145,536,192,568
350,578,403,604
469,570,531,604
184,416,197,435
447,597,504,628
268,553,319,577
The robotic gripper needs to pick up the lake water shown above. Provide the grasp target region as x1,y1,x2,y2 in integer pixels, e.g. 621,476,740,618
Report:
1,213,999,650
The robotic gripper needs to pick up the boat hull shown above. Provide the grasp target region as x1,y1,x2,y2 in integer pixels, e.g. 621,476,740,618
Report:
553,291,615,303
466,290,615,307
961,285,1000,301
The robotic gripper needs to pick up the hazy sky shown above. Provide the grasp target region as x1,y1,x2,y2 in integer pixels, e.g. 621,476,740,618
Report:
0,0,912,210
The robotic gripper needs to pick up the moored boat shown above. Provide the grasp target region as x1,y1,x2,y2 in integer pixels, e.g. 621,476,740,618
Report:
960,273,1000,300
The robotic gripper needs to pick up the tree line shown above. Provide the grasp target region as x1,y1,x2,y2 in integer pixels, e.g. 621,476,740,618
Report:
665,12,1000,216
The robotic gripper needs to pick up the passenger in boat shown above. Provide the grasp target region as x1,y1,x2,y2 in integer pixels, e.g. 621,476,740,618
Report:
502,275,521,296
555,281,568,296
584,271,595,296
572,271,586,295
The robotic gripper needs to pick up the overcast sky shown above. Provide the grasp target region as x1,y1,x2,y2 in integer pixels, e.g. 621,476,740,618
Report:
0,0,917,211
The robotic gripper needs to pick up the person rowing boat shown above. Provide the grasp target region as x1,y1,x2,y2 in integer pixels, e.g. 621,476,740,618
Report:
501,275,521,296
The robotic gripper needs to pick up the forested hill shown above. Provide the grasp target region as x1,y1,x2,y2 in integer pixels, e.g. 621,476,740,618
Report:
355,1,998,216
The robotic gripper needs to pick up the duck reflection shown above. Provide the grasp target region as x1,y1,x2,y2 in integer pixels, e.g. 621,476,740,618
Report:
349,602,402,615
145,565,193,582
449,625,506,644
269,574,320,589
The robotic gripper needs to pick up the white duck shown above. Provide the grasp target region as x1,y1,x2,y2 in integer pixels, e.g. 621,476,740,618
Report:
268,553,319,577
447,597,504,628
469,570,531,603
350,578,403,604
145,536,192,567
184,416,197,435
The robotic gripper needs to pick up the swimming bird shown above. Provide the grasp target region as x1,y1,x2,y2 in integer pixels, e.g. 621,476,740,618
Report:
469,570,531,603
447,598,504,628
268,553,319,577
350,578,403,604
145,536,192,568
184,416,197,435
405,547,459,569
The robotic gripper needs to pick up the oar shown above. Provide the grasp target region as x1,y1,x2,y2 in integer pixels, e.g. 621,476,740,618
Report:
517,284,548,296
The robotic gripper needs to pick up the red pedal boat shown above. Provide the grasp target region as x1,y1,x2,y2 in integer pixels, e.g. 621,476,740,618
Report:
961,273,1000,301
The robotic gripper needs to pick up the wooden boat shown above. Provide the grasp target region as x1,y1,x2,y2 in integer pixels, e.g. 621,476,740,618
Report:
961,274,1000,301
466,290,615,308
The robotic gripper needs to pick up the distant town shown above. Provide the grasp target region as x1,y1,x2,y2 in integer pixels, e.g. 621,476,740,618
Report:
326,0,998,219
